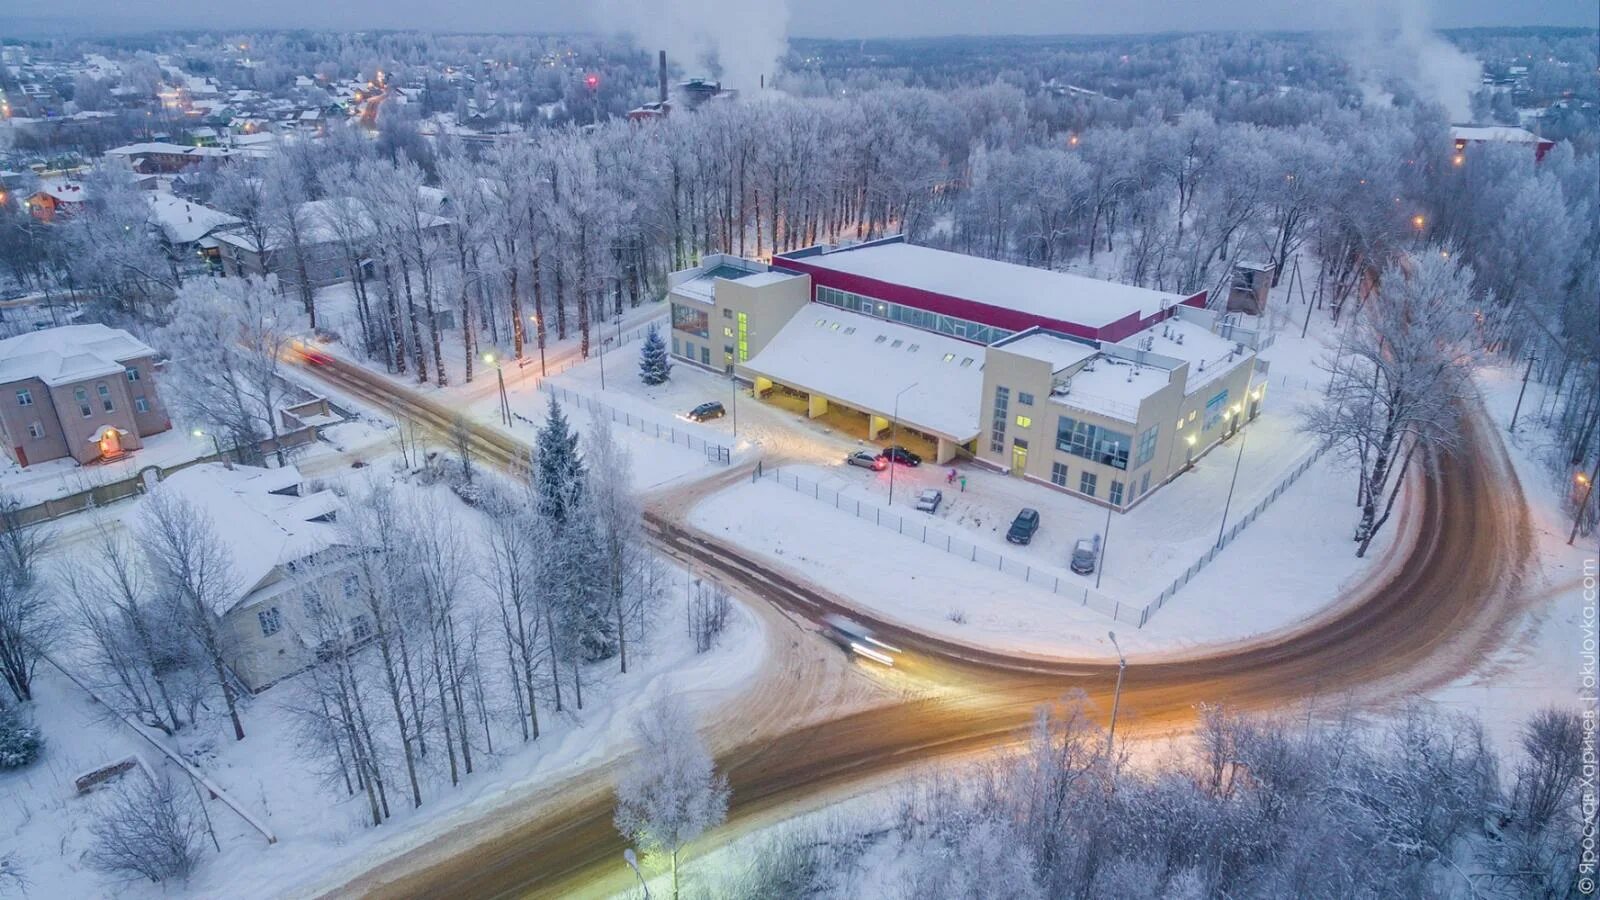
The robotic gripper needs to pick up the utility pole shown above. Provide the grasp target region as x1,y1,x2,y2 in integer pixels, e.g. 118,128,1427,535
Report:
1095,497,1114,591
1509,352,1537,433
1215,423,1250,549
888,382,918,507
1106,631,1126,756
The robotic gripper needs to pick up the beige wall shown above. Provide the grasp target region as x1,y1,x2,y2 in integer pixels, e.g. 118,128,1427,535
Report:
978,342,1260,510
713,274,811,372
222,565,364,692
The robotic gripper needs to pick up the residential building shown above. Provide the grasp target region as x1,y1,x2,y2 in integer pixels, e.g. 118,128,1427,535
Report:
22,180,88,222
1450,124,1555,162
0,324,171,468
148,464,363,692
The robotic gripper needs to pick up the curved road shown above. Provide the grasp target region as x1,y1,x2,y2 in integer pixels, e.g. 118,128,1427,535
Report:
292,351,1530,900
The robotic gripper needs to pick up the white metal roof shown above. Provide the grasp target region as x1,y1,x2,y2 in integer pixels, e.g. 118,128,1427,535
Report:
995,332,1099,372
740,305,985,441
0,324,156,387
793,242,1188,328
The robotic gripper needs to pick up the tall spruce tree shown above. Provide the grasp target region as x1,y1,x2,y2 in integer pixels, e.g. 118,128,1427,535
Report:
535,396,585,524
638,325,672,385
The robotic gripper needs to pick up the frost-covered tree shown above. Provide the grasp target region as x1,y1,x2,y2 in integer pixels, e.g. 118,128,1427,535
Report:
613,690,729,900
1303,252,1478,556
638,324,672,386
87,772,205,884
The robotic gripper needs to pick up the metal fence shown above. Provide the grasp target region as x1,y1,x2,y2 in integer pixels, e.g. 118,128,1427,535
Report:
760,467,1147,626
538,381,732,465
1146,445,1328,615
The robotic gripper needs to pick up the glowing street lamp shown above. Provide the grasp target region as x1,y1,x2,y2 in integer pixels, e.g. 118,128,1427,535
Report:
1411,213,1427,231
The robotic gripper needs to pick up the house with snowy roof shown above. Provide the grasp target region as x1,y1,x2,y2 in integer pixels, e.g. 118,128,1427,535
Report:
145,463,364,692
0,324,171,468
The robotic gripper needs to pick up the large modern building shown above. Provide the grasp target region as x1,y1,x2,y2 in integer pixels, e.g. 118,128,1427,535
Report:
667,238,1264,510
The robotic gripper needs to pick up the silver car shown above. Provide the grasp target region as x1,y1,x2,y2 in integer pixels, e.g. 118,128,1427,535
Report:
915,488,943,513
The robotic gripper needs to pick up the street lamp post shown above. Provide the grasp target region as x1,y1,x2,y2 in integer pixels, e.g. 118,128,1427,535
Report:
1215,420,1250,549
192,428,229,467
1570,461,1599,546
1095,496,1114,591
888,382,918,507
623,849,650,900
484,354,510,426
1106,631,1126,755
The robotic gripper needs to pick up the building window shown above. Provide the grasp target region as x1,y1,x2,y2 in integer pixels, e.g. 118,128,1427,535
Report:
1050,461,1068,487
701,346,710,366
684,341,695,360
1015,415,1032,429
1056,416,1131,470
258,607,282,637
350,614,374,642
723,326,734,338
672,337,680,356
97,383,114,412
722,308,733,319
1079,471,1098,497
1018,392,1034,406
737,312,749,362
1109,479,1125,506
134,397,150,413
125,367,140,382
26,422,44,439
15,389,32,407
990,386,1010,454
670,302,709,338
1204,390,1229,430
1135,426,1159,468
304,595,324,620
74,387,92,418
1140,471,1151,496
342,574,359,599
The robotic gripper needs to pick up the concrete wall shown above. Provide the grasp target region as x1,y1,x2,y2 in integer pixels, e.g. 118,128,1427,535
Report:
711,274,811,372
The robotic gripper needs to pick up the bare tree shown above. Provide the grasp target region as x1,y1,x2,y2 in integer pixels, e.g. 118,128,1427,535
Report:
87,771,205,884
138,491,247,741
0,493,51,704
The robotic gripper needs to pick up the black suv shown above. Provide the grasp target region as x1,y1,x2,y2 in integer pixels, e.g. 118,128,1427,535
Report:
878,445,922,467
687,401,726,422
1006,508,1041,545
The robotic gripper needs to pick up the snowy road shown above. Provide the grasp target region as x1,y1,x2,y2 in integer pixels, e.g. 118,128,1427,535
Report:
287,351,1532,900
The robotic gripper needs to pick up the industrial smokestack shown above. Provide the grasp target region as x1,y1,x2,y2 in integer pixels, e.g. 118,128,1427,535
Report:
658,50,668,104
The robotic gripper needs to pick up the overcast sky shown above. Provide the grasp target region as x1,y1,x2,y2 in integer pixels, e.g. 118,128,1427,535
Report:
4,0,1593,36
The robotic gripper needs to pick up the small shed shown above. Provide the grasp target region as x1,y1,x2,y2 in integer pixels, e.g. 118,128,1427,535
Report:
1228,261,1274,315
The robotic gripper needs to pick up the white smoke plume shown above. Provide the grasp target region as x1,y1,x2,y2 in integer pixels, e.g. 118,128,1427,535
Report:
1336,0,1482,121
593,0,790,93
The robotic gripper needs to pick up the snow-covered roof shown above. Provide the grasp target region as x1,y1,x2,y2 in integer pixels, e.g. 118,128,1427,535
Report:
31,180,87,203
1050,355,1169,423
0,324,155,387
212,195,448,252
787,242,1188,329
741,305,985,441
105,141,236,159
1450,125,1547,144
150,464,346,615
1117,317,1253,398
994,331,1098,372
669,264,795,306
143,192,240,245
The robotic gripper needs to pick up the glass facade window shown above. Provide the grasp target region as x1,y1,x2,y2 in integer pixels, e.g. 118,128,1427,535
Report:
1050,462,1068,487
737,312,749,362
1079,471,1098,497
1135,425,1159,468
1055,416,1131,470
1109,479,1125,506
671,302,709,339
814,285,1015,345
1204,389,1229,430
990,386,1010,454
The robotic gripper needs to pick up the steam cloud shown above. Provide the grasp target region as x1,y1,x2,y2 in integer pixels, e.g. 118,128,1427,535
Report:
1338,0,1481,121
593,0,790,92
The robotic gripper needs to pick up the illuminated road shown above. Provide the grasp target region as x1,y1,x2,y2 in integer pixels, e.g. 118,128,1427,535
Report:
291,350,1531,900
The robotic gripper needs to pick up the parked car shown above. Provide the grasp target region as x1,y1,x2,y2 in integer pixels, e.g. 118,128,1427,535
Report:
1006,508,1041,545
915,488,943,513
1070,538,1098,574
878,445,922,467
846,450,887,471
686,401,726,422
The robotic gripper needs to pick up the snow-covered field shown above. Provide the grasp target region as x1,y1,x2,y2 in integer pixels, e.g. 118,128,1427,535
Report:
0,465,768,900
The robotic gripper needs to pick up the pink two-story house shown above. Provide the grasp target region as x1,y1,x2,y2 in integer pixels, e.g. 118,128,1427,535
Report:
0,325,172,468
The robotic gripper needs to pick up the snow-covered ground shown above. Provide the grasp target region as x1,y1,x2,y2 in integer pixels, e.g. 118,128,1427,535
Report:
0,464,768,899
